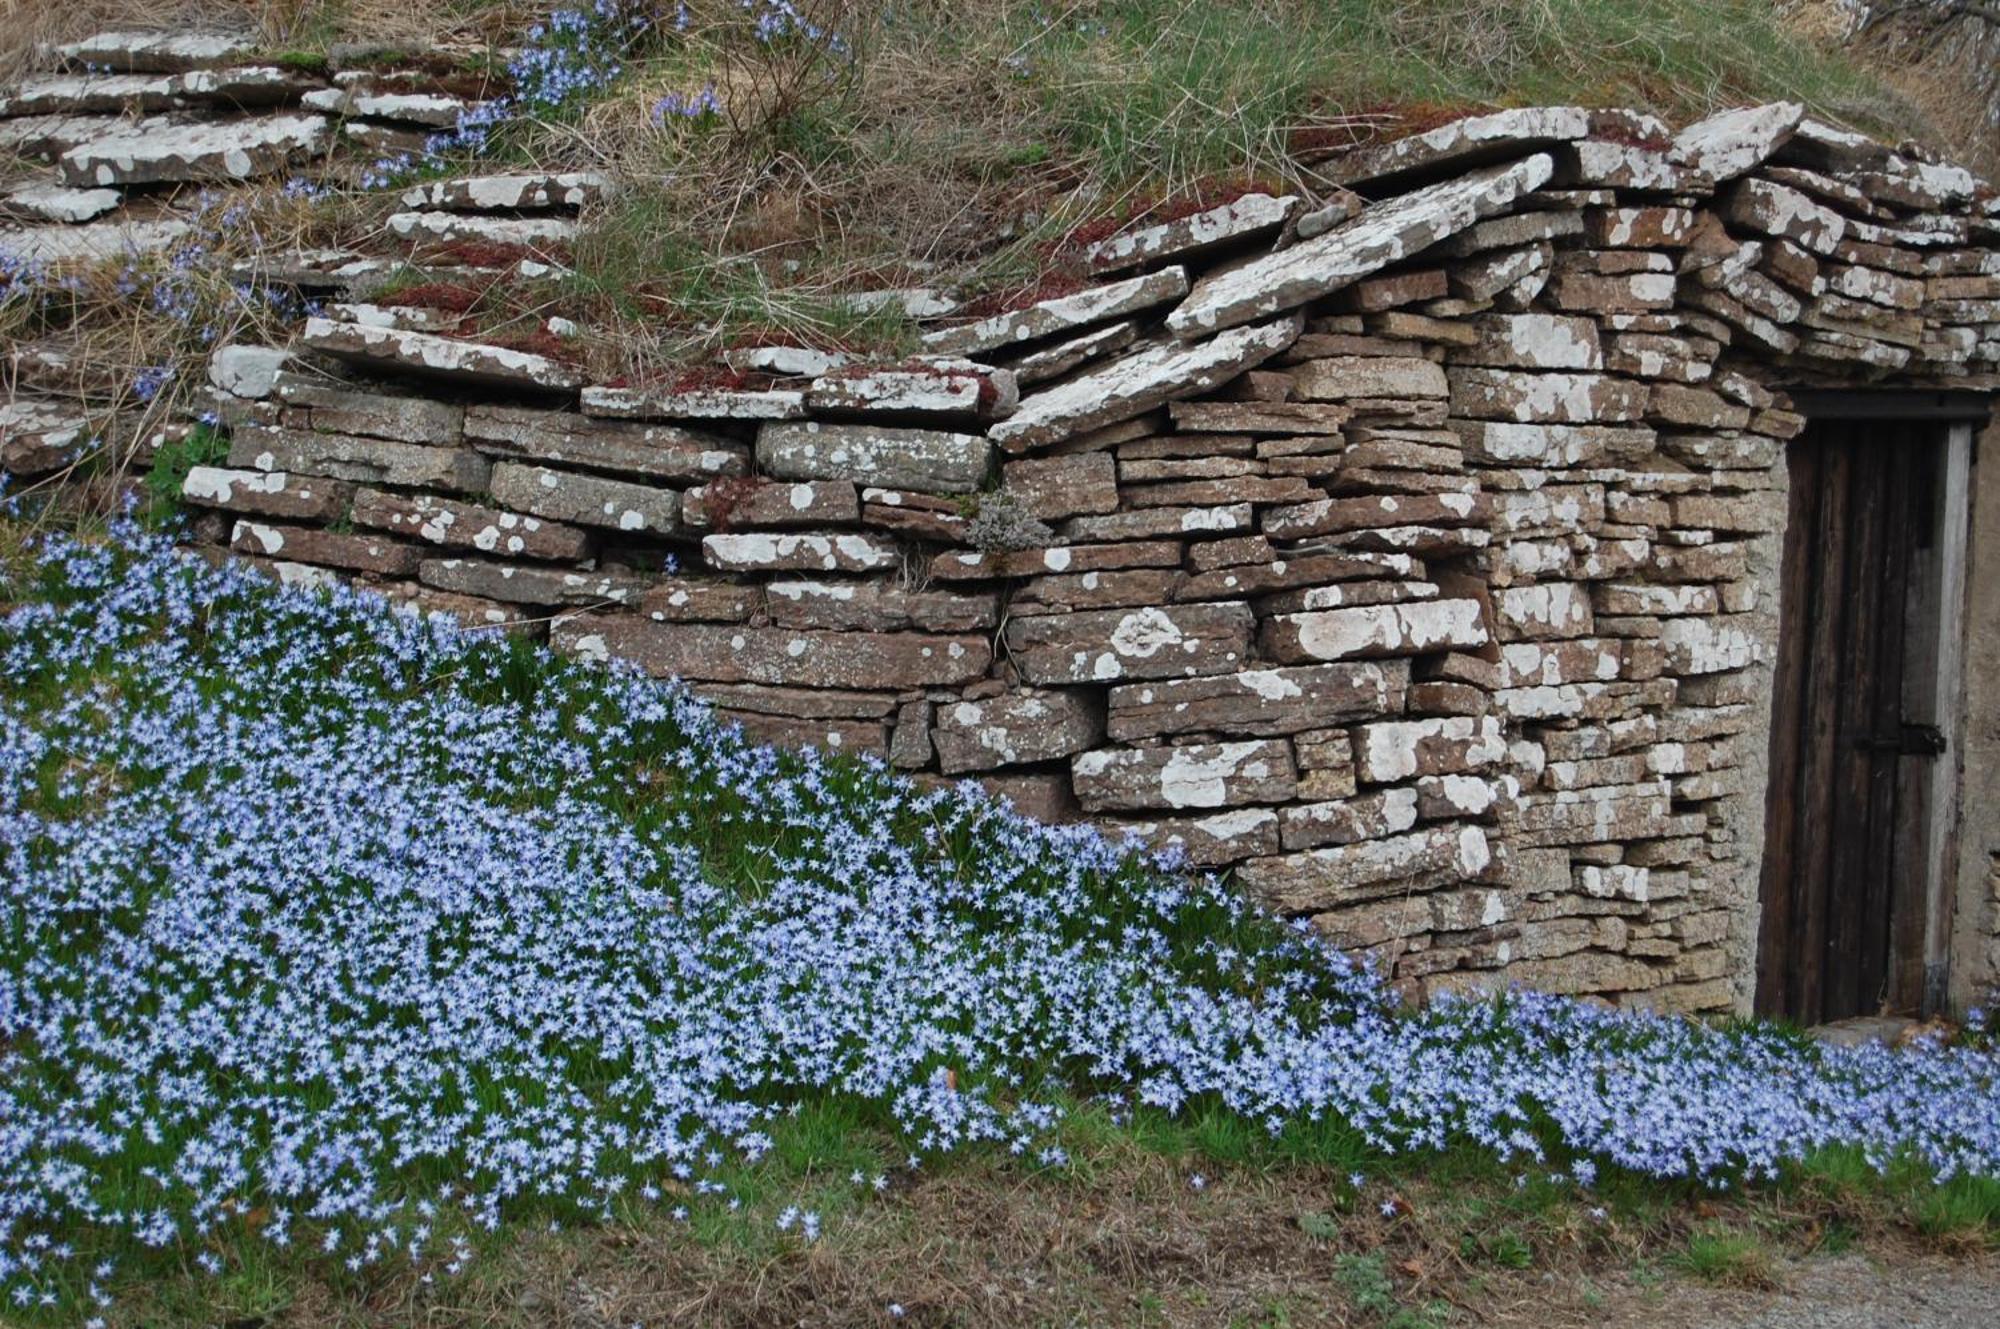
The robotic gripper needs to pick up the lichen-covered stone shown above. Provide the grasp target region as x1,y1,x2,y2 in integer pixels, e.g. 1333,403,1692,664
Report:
181,466,351,521
933,692,1104,774
1106,661,1409,740
1261,600,1489,663
1085,193,1298,273
757,421,993,494
464,404,745,482
922,267,1189,356
300,318,583,391
227,424,490,492
1072,739,1297,811
60,113,329,187
1167,155,1554,337
991,315,1302,450
230,520,419,576
489,462,681,534
554,615,991,688
350,489,592,560
700,531,898,574
1006,602,1255,684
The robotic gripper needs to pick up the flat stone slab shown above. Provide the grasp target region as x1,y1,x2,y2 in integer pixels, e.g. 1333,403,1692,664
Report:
757,421,993,494
0,217,190,263
1239,825,1492,911
489,461,681,534
684,478,858,528
299,318,583,392
419,559,649,607
836,287,961,319
1167,155,1554,338
227,424,490,493
1085,193,1299,273
180,466,351,521
0,73,182,117
581,384,806,421
1106,661,1409,740
351,489,592,560
387,211,579,248
1447,369,1648,423
1005,602,1255,684
1073,739,1297,812
701,531,898,574
463,404,744,482
208,345,290,399
59,113,330,187
1003,320,1139,385
921,267,1189,357
804,363,1018,420
933,692,1104,774
1261,600,1489,662
400,171,614,212
764,579,996,633
1721,178,1847,256
555,615,992,688
1325,107,1590,188
991,315,1302,451
301,87,474,128
0,398,94,474
0,114,123,159
58,31,256,73
1670,101,1803,183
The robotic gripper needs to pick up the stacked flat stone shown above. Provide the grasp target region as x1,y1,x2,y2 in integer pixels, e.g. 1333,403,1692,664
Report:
11,92,1998,1012
0,31,508,269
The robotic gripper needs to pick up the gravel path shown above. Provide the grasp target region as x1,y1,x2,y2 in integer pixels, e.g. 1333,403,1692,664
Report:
1705,1255,2000,1329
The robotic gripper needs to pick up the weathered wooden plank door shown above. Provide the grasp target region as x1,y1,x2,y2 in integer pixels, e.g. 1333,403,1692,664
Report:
1756,417,1949,1024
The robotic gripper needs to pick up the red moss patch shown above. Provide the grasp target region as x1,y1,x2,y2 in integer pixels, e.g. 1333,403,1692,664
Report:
385,282,485,314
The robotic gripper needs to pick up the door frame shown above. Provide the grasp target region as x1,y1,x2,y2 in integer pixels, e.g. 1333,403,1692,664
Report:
1765,390,1987,1019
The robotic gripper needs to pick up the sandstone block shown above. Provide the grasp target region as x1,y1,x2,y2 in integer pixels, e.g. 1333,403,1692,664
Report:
230,520,418,576
227,424,489,493
1002,451,1119,519
1006,602,1254,684
1106,660,1408,740
1168,156,1555,337
351,489,591,560
758,421,992,494
1238,824,1492,912
1448,368,1647,423
1280,787,1419,851
556,616,991,687
490,462,681,534
922,267,1189,357
1353,715,1505,783
991,315,1302,450
1261,600,1487,663
1072,739,1297,811
300,318,582,392
701,531,898,574
420,559,649,607
181,466,351,521
1086,193,1298,272
465,404,746,482
1289,355,1448,400
60,112,328,187
683,479,858,528
765,579,997,633
1103,808,1282,867
933,691,1104,774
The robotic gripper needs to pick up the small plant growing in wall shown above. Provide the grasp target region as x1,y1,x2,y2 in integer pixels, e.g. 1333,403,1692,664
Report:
960,487,1053,552
137,423,229,531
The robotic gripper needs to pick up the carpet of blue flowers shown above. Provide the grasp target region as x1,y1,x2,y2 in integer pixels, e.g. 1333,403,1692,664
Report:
2,528,1998,1315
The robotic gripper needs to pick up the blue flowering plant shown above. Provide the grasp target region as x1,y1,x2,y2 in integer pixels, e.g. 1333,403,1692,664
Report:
2,526,1999,1316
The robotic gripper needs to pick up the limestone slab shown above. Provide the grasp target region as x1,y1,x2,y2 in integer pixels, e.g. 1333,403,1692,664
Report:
933,692,1104,774
1072,739,1297,812
1106,661,1408,740
921,267,1189,356
991,315,1302,450
402,171,615,211
554,615,991,688
1085,193,1298,273
180,466,351,521
1167,155,1555,338
300,318,583,392
464,404,745,482
227,424,489,492
351,489,592,560
59,113,329,187
757,420,993,494
490,462,681,534
1006,602,1255,684
701,531,898,574
1261,600,1488,663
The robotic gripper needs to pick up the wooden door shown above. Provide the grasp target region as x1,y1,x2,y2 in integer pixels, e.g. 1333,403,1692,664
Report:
1756,419,1946,1024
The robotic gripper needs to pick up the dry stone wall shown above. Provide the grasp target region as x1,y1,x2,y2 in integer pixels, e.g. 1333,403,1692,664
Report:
8,84,2000,1011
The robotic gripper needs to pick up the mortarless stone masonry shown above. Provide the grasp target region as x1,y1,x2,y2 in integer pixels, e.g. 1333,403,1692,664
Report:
7,68,2000,1014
